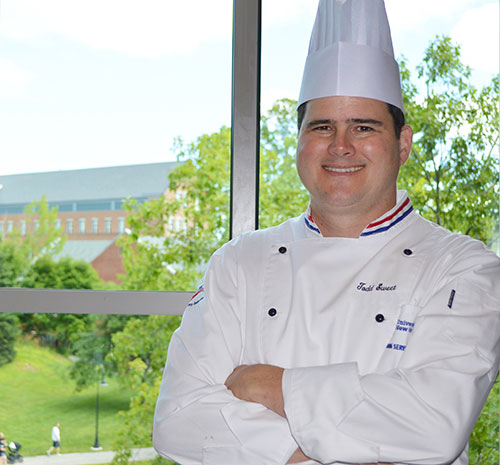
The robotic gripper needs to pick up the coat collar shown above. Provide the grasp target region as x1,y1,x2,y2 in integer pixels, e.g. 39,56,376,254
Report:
304,190,413,238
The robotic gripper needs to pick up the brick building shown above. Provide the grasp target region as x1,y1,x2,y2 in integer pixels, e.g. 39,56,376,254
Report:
0,162,179,283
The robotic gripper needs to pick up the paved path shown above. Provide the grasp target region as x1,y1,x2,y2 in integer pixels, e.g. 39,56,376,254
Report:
21,447,158,465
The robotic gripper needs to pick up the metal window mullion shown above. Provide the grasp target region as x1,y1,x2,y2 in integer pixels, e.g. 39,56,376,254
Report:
0,288,190,315
230,0,261,238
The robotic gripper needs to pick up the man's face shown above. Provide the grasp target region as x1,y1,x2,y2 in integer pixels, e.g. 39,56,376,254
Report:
296,96,412,224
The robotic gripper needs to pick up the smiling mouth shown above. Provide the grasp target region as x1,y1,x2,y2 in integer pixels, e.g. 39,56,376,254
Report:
323,166,364,173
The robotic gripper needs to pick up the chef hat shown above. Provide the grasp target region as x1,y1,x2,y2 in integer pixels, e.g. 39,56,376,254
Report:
298,0,403,112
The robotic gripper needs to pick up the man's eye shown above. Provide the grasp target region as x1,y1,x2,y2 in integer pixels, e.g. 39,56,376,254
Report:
313,125,331,131
356,125,373,132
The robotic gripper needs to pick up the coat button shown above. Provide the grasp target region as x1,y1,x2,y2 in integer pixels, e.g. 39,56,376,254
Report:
268,308,277,317
375,313,385,323
403,248,413,256
278,246,287,254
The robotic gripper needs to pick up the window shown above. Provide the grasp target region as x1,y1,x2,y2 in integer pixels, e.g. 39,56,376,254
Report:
20,220,26,235
105,218,112,234
34,220,39,230
7,221,13,233
92,218,98,234
118,218,125,234
0,4,497,461
55,219,61,230
79,219,86,234
0,221,4,236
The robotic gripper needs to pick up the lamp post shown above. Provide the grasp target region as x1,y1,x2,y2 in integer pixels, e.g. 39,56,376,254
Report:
91,369,108,451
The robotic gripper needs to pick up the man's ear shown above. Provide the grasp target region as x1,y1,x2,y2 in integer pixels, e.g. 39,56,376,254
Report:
399,125,413,166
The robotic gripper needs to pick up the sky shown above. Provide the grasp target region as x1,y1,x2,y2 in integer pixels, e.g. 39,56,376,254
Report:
0,0,498,175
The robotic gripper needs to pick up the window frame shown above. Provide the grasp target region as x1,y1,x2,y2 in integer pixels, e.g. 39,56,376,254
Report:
0,0,261,316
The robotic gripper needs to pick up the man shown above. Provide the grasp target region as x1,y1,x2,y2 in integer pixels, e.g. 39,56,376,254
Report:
153,1,500,464
47,422,61,456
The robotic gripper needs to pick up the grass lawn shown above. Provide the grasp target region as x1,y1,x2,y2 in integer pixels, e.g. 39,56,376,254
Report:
0,340,132,457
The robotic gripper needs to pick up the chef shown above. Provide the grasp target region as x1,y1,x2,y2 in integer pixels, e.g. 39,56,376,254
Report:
153,1,500,464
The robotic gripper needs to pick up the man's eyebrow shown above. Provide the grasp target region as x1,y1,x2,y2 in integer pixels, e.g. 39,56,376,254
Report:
348,118,384,126
306,119,334,128
306,118,384,128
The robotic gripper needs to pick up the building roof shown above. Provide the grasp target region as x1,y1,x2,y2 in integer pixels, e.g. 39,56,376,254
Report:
54,240,115,263
0,162,178,205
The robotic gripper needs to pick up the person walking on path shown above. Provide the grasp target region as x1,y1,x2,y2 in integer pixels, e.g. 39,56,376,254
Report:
46,423,61,456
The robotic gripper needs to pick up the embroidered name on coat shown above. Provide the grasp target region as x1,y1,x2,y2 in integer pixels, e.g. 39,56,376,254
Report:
357,282,397,292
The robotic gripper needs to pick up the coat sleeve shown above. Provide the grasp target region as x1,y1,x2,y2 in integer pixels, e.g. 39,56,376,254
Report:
153,239,298,465
282,245,500,465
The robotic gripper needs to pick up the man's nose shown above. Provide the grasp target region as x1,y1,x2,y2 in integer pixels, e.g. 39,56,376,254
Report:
328,129,353,157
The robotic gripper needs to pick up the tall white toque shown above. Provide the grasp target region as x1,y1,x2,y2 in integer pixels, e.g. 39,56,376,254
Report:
298,0,403,112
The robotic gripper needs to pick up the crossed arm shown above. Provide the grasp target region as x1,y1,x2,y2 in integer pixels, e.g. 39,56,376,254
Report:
225,364,312,464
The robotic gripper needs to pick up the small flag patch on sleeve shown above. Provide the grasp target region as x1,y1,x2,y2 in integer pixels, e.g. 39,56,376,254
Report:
188,285,205,307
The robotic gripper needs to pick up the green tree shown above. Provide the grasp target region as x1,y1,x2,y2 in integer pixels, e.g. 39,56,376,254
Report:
469,378,499,465
118,127,232,292
24,256,100,290
0,313,19,366
108,315,180,464
18,257,101,353
398,36,499,245
0,242,30,287
0,196,68,289
4,195,66,261
260,98,308,228
69,314,132,390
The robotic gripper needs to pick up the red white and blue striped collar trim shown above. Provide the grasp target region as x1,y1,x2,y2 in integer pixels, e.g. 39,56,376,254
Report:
360,193,413,236
304,209,321,235
304,192,413,238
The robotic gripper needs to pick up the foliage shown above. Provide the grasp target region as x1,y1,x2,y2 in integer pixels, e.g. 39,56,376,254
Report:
0,198,99,353
118,128,232,292
68,314,135,391
398,36,499,245
109,315,181,464
0,313,19,366
17,256,101,353
470,378,499,465
0,197,68,290
0,242,30,288
259,98,309,228
24,255,100,290
3,196,66,261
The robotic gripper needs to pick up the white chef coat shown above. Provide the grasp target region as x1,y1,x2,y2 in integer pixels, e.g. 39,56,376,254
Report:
153,191,500,465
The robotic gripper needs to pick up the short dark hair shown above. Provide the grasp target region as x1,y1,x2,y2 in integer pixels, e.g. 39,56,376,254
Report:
297,100,405,138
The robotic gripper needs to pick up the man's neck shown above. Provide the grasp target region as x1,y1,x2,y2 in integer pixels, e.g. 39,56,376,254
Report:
310,196,398,238
311,210,367,238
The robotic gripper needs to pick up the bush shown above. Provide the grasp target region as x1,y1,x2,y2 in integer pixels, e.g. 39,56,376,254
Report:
0,313,20,366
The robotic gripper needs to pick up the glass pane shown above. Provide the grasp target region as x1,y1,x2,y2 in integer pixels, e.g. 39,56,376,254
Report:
0,1,232,291
259,1,499,233
0,311,179,462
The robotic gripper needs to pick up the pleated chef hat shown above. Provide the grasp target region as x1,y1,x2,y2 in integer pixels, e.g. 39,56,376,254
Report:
298,0,403,112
